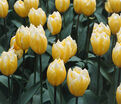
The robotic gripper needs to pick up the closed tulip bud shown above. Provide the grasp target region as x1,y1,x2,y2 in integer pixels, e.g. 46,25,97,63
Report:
16,25,30,50
55,0,70,13
28,8,46,26
0,50,17,76
80,0,96,16
47,59,66,86
52,36,77,63
67,67,90,96
112,42,121,68
0,0,9,18
24,0,39,12
29,24,47,55
14,0,28,18
108,0,121,13
93,22,111,36
116,84,121,104
108,13,121,35
105,1,113,13
90,32,110,56
117,28,121,43
47,11,62,35
73,0,82,14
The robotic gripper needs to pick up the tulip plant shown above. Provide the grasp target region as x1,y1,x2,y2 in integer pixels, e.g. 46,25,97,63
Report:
0,0,121,104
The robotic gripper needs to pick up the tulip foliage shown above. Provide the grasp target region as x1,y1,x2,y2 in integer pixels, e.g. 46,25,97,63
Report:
0,0,121,104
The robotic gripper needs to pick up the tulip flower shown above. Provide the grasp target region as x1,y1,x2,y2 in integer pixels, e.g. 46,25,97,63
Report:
112,42,121,68
105,0,121,13
52,36,77,63
116,83,121,104
73,0,82,14
0,0,9,18
93,22,111,37
55,0,70,13
29,24,47,55
67,67,90,96
47,59,66,86
80,0,96,16
47,11,62,35
28,8,46,26
14,0,28,18
0,50,17,76
105,1,113,13
15,25,30,50
24,0,39,12
108,13,121,35
90,31,110,56
117,28,121,43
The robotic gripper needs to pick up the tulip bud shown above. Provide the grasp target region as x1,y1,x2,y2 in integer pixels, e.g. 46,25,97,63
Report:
16,25,30,50
108,0,121,13
108,13,121,35
93,22,111,37
67,67,90,96
14,0,28,18
0,50,17,76
116,83,121,104
73,0,82,14
24,0,39,12
29,24,47,55
90,32,110,56
105,1,113,13
0,0,9,18
47,59,66,86
112,42,121,68
55,0,70,13
117,28,121,43
28,8,46,26
47,11,62,35
80,0,96,16
52,36,77,63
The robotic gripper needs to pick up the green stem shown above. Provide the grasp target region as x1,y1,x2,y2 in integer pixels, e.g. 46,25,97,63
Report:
54,86,56,104
34,53,37,84
97,56,100,95
60,85,62,104
118,68,121,86
8,76,11,104
56,34,59,42
76,15,80,55
75,97,78,104
40,55,43,104
23,50,25,74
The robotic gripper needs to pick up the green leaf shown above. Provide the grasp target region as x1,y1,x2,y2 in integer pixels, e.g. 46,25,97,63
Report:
11,20,22,28
68,56,81,62
19,82,40,104
0,75,8,87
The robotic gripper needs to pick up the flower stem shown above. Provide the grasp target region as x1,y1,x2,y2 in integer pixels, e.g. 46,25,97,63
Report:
56,34,59,42
118,68,121,86
97,56,101,95
60,85,62,104
23,50,25,74
75,97,78,104
34,53,37,84
40,55,43,104
54,86,56,104
8,76,12,104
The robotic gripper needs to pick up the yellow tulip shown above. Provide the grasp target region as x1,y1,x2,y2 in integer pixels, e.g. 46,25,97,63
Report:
47,11,62,35
73,0,82,14
67,67,90,96
80,0,96,16
16,25,30,50
0,0,9,18
90,32,110,56
108,0,121,13
93,22,111,37
117,28,121,43
112,42,121,68
14,0,28,18
47,59,66,86
55,0,70,13
24,0,39,12
116,84,121,104
108,13,121,35
29,24,47,55
105,1,113,13
0,50,17,76
52,36,77,63
28,8,46,26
